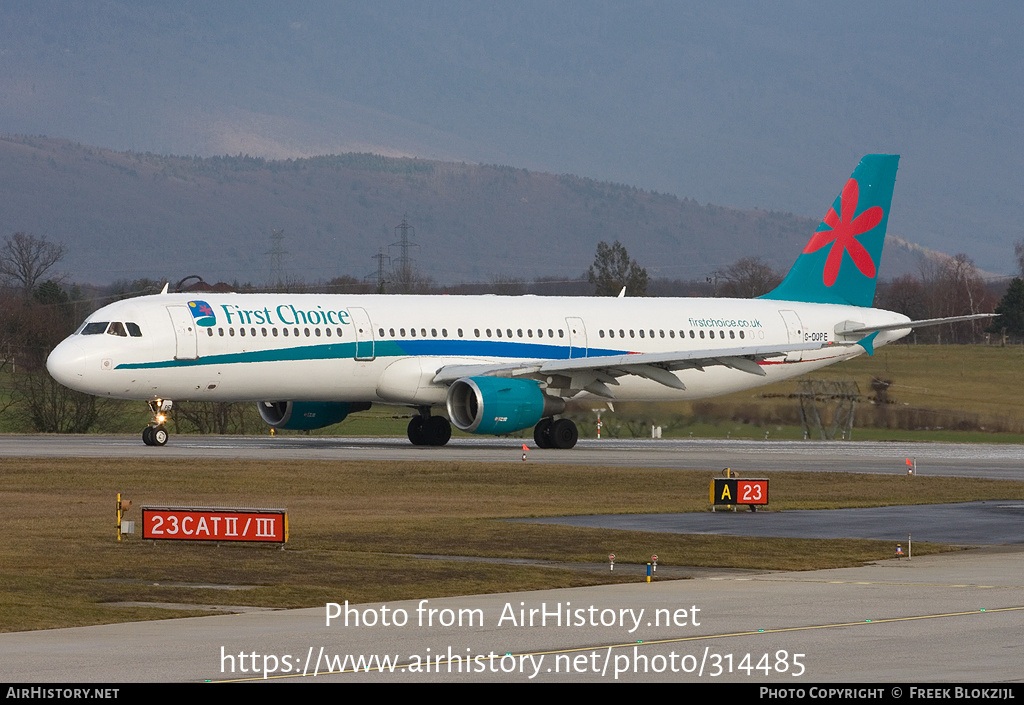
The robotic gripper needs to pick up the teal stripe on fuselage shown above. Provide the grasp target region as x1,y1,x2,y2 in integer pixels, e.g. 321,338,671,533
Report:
115,339,629,370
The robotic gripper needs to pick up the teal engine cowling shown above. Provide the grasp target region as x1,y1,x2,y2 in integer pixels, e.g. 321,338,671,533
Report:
257,401,371,430
445,377,565,435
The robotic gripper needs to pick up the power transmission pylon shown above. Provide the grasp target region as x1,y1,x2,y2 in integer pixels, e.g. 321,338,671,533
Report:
371,248,390,294
389,215,419,293
797,380,860,440
267,229,286,289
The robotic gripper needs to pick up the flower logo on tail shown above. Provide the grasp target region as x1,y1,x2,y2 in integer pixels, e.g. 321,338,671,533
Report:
802,178,883,287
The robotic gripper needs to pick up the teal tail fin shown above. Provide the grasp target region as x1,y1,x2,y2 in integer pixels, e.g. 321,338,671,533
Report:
761,154,899,307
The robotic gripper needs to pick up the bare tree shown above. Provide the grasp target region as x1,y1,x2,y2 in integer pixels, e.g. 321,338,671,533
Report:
172,401,256,435
1015,238,1024,279
0,233,66,295
324,275,373,294
716,257,783,298
877,273,929,322
490,275,525,295
15,371,99,433
7,279,100,431
935,254,995,342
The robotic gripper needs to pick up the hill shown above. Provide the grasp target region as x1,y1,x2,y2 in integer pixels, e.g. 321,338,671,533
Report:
0,135,932,287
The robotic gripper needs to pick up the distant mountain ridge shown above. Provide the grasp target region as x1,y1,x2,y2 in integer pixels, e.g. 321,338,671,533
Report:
0,135,935,287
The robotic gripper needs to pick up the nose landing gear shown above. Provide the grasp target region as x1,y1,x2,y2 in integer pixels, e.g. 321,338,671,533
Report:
142,399,173,446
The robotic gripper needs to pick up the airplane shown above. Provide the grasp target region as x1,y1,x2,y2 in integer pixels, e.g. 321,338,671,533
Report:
46,154,992,448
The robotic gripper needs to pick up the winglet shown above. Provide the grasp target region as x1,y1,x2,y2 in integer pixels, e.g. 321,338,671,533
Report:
856,331,879,356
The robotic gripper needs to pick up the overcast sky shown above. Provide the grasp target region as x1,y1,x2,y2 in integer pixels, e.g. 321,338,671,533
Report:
1,1,1021,273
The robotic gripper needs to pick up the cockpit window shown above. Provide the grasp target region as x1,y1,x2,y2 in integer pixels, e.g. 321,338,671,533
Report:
81,321,142,337
82,322,109,335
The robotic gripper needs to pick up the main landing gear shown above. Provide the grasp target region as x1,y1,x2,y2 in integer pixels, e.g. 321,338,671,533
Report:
407,407,452,446
142,399,172,446
405,409,578,449
533,417,578,449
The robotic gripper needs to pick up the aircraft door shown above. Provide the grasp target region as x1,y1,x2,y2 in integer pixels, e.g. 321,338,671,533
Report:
167,306,198,360
778,309,804,362
565,317,588,359
349,307,375,361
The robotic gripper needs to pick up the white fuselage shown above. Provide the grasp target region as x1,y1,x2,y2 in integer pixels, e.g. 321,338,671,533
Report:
47,292,911,406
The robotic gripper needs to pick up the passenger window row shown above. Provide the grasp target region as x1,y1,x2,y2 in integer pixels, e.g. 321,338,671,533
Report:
208,326,570,340
598,328,745,341
210,327,345,338
205,325,746,343
378,327,566,340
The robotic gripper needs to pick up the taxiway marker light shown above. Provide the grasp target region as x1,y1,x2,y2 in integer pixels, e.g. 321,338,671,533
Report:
116,493,134,542
609,553,615,571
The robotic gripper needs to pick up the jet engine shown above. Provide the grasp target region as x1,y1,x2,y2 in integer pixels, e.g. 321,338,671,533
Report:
257,401,371,431
445,377,565,435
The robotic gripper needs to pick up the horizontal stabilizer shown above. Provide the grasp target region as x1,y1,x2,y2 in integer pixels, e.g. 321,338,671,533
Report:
843,313,996,335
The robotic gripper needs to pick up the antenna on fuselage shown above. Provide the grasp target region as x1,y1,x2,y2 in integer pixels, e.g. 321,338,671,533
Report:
173,275,206,292
160,283,169,295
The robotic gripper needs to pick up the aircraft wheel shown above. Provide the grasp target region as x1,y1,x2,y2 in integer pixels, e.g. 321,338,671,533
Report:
423,416,452,446
550,419,578,449
151,426,169,446
142,427,154,446
533,418,553,448
407,416,427,445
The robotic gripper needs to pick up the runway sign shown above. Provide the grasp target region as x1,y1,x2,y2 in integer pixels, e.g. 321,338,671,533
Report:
710,478,769,506
142,506,288,543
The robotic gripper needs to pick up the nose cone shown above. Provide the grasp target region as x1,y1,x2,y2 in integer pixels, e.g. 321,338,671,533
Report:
46,338,88,391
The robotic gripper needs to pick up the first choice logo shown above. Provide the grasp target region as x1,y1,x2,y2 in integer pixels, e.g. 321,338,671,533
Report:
219,303,353,327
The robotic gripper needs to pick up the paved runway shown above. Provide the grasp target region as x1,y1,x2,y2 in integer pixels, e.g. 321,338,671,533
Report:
3,434,1024,479
2,435,1023,683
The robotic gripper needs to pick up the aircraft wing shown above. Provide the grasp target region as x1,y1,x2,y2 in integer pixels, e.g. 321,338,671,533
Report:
842,313,997,335
432,341,825,398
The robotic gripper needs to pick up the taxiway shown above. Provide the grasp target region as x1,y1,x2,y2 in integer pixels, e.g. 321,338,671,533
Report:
2,435,1023,479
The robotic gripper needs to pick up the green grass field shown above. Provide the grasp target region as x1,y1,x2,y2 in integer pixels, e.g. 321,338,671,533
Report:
572,343,1024,441
2,456,1023,633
